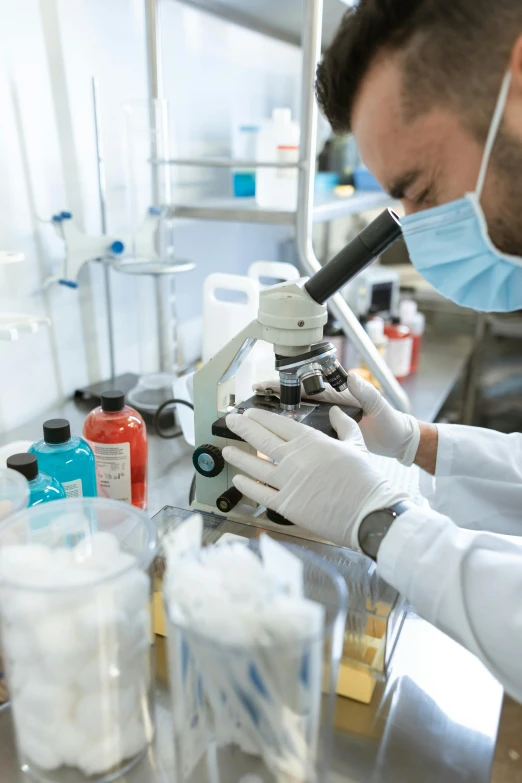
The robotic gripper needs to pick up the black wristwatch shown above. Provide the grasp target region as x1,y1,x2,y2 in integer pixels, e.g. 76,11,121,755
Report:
358,500,415,561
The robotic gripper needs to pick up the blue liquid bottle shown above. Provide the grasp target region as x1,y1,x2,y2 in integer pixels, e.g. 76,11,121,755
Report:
6,453,66,507
29,419,97,498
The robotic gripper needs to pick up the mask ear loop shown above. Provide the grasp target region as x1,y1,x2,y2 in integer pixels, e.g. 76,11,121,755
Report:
475,71,512,200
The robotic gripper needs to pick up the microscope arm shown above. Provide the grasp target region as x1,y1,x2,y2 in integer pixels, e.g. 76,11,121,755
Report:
193,319,264,452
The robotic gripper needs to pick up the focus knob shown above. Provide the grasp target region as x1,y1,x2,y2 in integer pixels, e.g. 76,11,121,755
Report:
216,487,243,513
193,444,225,478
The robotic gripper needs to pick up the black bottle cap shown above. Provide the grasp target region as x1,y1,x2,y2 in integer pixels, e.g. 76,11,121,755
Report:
43,418,71,444
391,316,401,325
7,453,38,481
101,390,125,412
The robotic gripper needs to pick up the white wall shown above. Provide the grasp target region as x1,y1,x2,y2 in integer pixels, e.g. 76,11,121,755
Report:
0,0,301,432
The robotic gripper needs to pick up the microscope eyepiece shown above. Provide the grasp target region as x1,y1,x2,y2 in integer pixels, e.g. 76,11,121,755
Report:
304,208,402,305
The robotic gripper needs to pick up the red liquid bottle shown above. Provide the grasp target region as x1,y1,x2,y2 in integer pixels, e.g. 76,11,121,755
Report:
83,391,148,510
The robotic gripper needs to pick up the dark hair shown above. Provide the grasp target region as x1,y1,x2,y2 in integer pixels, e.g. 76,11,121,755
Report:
316,0,522,138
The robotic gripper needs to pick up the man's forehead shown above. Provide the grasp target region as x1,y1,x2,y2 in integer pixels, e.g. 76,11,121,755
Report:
351,56,428,190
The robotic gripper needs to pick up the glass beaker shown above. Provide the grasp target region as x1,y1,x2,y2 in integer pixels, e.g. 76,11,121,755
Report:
0,467,29,521
0,498,156,782
165,542,347,783
0,469,29,710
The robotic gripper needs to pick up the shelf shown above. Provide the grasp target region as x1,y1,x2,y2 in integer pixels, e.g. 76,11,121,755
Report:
175,0,352,49
168,190,397,226
0,315,51,341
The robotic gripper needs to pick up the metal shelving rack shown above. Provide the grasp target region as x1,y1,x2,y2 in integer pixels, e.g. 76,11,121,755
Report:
144,0,410,412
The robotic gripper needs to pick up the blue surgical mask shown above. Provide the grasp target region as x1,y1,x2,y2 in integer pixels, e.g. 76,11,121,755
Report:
402,71,522,312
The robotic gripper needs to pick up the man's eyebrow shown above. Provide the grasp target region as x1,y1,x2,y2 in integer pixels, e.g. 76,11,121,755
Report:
387,170,422,200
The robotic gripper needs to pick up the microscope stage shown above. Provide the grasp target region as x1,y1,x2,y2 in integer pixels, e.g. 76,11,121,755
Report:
212,393,362,442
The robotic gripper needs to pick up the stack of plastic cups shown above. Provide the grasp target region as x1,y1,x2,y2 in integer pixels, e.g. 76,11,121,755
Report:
165,542,347,783
0,498,156,782
0,468,29,710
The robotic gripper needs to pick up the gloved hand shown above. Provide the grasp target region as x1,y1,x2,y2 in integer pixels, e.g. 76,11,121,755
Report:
254,372,420,466
223,406,408,550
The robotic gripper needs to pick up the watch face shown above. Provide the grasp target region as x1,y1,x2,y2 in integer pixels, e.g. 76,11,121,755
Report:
358,509,396,560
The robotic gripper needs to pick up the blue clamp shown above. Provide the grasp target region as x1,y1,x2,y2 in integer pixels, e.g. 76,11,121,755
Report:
110,240,125,255
148,206,162,216
59,279,78,289
51,214,63,223
60,211,72,220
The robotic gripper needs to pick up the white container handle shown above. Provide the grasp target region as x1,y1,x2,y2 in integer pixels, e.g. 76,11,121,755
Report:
248,261,300,287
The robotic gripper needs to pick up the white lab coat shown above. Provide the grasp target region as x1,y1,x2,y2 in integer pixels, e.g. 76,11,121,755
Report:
377,423,522,703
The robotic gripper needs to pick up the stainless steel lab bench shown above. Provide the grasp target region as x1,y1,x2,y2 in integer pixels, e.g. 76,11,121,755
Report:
0,332,505,783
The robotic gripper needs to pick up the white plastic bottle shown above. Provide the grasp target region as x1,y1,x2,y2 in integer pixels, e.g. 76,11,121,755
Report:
399,299,425,374
256,108,300,209
363,317,389,389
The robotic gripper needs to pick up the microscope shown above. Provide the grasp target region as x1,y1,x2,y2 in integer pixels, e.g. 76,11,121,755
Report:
191,209,402,536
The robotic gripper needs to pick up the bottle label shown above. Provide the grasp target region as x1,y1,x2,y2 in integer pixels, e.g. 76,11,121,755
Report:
88,442,131,503
62,478,83,498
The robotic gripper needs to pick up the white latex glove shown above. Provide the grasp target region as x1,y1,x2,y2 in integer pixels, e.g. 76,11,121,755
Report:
223,406,408,550
254,373,420,466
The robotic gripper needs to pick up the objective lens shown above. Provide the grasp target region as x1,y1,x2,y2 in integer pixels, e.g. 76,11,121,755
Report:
298,362,326,396
279,373,301,411
323,358,348,391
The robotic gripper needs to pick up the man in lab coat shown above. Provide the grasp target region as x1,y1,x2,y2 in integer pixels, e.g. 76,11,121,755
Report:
223,0,522,702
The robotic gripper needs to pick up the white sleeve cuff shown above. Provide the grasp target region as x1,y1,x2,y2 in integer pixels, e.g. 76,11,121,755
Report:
434,423,458,477
376,506,449,595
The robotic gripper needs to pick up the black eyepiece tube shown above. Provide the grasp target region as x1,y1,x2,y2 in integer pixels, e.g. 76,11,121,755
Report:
304,208,402,305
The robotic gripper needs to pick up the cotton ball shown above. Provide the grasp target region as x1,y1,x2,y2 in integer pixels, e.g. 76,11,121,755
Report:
167,560,225,617
1,624,39,666
76,690,119,736
117,684,140,717
204,545,268,602
121,716,147,760
257,597,325,644
112,569,150,616
19,729,62,771
117,640,152,691
12,701,60,744
34,610,83,660
0,544,52,583
54,723,85,767
7,661,33,695
76,598,126,650
185,596,252,646
51,547,74,570
119,608,150,649
75,654,118,693
1,590,51,624
77,729,123,775
42,648,91,686
73,531,121,571
17,680,75,725
76,687,138,736
106,551,137,578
